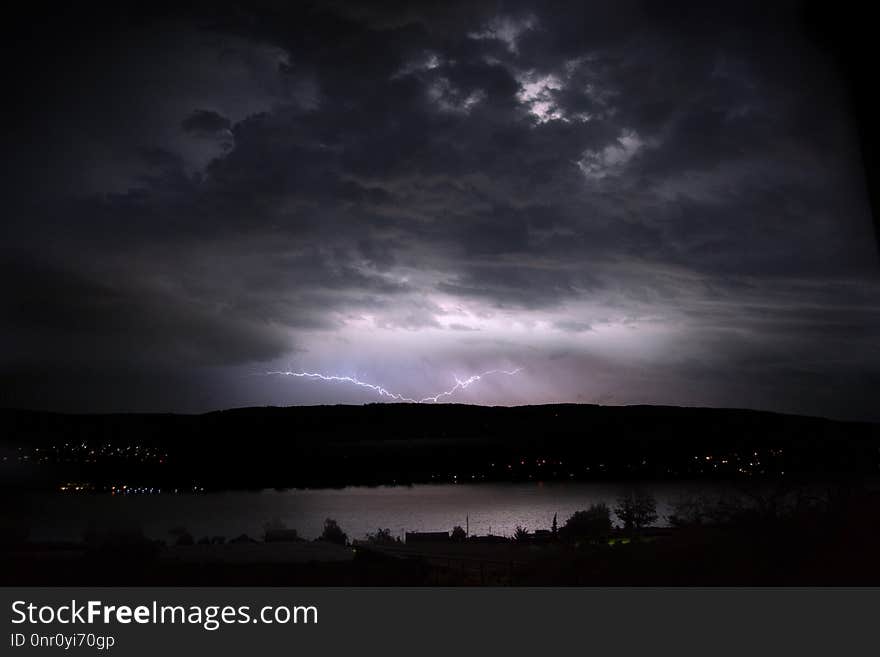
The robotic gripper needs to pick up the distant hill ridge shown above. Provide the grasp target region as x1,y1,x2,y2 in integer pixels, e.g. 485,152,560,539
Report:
1,404,878,489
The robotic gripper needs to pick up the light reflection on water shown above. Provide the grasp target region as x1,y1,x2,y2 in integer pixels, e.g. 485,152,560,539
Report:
15,482,733,543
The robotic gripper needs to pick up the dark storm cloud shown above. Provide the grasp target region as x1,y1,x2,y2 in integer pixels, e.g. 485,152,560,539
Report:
0,257,293,369
181,109,232,136
2,1,878,416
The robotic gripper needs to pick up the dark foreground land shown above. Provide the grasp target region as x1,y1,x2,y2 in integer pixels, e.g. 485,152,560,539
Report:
3,489,880,585
1,403,879,585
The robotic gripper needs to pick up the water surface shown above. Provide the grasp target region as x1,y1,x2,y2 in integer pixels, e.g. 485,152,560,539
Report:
6,482,736,543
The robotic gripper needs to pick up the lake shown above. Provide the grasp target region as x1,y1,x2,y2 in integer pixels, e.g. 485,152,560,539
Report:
6,482,733,543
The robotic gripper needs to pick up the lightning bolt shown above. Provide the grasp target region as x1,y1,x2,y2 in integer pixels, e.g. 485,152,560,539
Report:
263,367,522,403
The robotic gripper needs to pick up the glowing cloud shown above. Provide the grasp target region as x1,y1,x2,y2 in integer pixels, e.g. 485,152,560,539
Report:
264,368,522,403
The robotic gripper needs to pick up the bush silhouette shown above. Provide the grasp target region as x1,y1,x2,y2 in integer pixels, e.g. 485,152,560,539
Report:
513,525,530,542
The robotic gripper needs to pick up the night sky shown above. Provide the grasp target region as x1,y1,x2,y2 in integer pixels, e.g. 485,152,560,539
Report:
3,2,879,419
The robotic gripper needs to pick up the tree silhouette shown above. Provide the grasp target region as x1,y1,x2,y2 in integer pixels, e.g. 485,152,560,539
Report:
320,518,348,545
559,504,612,542
366,528,395,544
614,492,658,532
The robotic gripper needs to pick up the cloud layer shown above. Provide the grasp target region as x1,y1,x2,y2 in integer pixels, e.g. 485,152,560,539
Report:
2,1,878,418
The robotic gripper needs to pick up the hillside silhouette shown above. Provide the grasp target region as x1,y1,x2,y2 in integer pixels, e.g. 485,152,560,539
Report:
2,404,877,489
